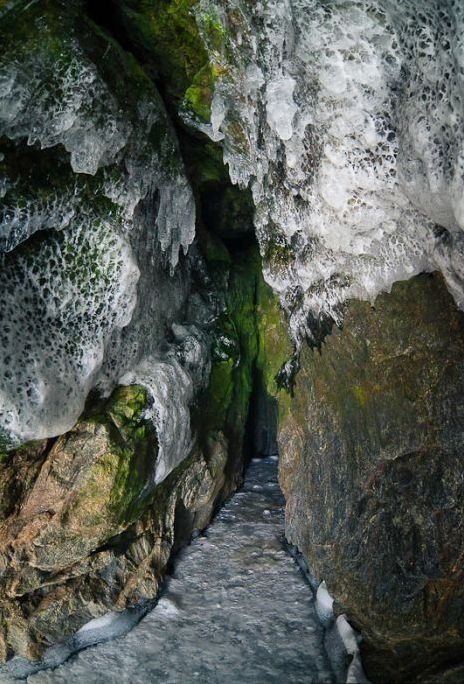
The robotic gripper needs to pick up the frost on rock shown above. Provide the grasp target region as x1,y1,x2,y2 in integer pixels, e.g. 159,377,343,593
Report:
119,325,211,485
196,0,464,339
0,2,201,462
0,219,139,444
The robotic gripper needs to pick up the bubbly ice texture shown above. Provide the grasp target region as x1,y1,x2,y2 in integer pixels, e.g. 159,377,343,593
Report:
4,457,363,684
0,3,202,474
195,0,464,338
0,219,139,443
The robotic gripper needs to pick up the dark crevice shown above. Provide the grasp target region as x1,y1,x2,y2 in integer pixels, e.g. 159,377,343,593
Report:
87,0,275,513
305,311,337,351
245,365,279,460
84,0,134,54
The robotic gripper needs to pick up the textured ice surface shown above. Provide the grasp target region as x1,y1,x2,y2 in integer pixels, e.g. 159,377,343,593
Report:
0,3,200,457
19,457,353,684
316,580,334,625
118,324,211,485
0,219,139,443
196,0,464,337
0,19,195,262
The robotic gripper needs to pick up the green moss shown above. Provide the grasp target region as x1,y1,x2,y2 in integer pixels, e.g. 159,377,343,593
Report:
77,384,157,524
106,385,148,438
115,0,212,112
197,241,293,455
198,11,226,51
202,232,233,265
352,382,382,408
113,1,230,123
104,386,158,522
261,222,297,272
263,241,295,270
184,63,215,121
256,276,294,419
183,140,230,188
203,358,235,431
195,245,256,448
108,445,146,518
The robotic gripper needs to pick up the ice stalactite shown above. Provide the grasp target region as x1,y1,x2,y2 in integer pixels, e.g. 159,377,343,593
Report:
0,3,206,482
195,0,464,339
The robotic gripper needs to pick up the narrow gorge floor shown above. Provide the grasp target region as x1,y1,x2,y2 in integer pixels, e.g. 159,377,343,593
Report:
25,457,336,684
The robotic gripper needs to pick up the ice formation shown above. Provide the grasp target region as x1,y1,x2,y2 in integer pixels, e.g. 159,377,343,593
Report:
196,0,464,338
119,325,210,486
316,580,334,625
336,615,369,684
0,219,139,443
0,4,201,473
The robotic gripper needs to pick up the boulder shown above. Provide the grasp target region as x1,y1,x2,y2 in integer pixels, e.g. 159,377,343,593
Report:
279,273,464,683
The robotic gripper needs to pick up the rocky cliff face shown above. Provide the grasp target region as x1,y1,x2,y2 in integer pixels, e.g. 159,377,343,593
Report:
279,273,464,683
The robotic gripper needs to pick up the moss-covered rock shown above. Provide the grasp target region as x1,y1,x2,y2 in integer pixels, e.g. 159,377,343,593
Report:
196,236,293,476
109,0,219,121
278,272,464,684
0,382,233,662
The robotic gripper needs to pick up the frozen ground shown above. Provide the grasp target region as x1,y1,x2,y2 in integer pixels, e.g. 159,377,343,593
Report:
11,456,351,684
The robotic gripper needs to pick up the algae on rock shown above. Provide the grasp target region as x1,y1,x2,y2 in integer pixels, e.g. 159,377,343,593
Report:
0,382,231,663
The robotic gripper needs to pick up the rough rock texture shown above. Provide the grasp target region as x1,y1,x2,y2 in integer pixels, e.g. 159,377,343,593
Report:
278,272,464,684
3,0,464,681
0,253,290,664
0,385,235,662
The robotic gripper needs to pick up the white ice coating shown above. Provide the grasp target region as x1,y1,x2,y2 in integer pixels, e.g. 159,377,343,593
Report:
120,356,195,485
196,0,464,337
0,11,200,467
315,580,370,683
0,55,128,176
0,219,139,443
0,40,195,262
315,580,334,625
336,615,369,684
265,76,298,141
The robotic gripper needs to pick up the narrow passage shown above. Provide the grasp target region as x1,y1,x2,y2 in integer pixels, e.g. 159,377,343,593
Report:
28,457,336,683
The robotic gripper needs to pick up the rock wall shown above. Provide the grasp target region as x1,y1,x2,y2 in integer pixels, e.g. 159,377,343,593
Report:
2,0,464,681
0,0,294,665
0,386,230,661
278,272,464,683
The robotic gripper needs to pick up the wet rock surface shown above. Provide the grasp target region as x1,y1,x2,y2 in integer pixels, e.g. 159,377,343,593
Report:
17,457,335,684
279,272,464,684
2,0,464,680
0,386,235,665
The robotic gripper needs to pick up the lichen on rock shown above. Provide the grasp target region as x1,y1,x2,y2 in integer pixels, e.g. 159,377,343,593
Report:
0,381,235,664
2,1,464,682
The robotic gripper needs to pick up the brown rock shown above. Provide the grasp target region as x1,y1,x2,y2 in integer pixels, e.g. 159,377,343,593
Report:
278,273,464,683
0,386,238,663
